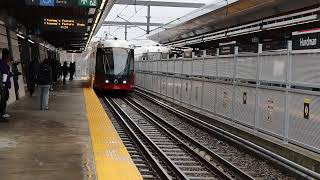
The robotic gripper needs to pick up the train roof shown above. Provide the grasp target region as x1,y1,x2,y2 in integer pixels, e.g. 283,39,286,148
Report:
98,40,132,49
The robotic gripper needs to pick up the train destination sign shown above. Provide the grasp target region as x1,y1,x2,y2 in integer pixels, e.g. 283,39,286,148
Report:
292,29,320,50
42,18,87,32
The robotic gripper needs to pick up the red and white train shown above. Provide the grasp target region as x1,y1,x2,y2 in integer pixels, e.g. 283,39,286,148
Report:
93,40,135,92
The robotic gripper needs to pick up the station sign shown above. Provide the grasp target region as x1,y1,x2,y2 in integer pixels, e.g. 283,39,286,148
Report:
292,29,320,50
219,41,236,55
25,0,97,7
42,18,87,32
262,41,287,51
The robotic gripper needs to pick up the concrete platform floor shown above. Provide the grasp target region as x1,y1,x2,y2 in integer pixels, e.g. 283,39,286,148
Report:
0,81,95,180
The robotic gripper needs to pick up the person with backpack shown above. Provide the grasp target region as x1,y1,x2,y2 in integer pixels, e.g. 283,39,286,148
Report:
38,59,52,110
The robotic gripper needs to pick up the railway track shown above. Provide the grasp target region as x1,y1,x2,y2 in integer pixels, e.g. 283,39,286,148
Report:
101,89,320,180
106,98,239,180
104,96,259,180
133,90,320,180
101,101,161,179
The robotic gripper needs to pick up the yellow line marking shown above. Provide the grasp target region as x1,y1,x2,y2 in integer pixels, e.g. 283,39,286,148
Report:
83,88,143,180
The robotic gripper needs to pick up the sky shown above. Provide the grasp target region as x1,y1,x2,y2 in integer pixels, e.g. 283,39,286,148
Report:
94,0,226,47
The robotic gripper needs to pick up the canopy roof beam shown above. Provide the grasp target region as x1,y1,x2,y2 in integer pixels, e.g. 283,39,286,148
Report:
103,21,165,26
115,0,205,8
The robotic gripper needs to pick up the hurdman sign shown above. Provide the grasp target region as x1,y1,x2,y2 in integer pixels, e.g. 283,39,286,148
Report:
292,29,320,50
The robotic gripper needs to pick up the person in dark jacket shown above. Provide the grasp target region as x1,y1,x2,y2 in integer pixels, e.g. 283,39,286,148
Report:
69,62,75,81
0,48,12,122
61,61,68,84
38,59,52,110
12,61,21,100
28,59,38,96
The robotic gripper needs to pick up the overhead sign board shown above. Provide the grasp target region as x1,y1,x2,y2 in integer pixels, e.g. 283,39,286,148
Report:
42,18,87,32
219,41,236,55
55,0,76,7
40,0,54,6
77,0,98,7
292,29,320,50
25,0,97,7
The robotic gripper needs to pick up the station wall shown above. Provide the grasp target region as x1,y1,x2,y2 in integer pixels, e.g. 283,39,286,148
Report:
135,43,320,154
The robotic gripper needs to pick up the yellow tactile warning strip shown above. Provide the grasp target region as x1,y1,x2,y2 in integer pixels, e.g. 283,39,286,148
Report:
83,88,143,180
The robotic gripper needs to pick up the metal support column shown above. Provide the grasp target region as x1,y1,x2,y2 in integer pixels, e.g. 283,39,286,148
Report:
124,25,128,40
284,41,293,144
231,47,238,123
214,48,219,114
146,5,151,34
254,44,263,133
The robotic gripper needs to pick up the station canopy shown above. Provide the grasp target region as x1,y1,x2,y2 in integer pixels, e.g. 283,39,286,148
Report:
94,0,213,47
0,0,104,51
147,0,320,44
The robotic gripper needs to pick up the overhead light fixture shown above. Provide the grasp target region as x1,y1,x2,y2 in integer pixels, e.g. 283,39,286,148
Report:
28,39,35,44
17,34,25,39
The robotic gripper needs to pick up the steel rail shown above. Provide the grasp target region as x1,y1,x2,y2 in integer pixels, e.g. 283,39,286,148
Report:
104,97,172,180
135,89,320,180
126,96,255,180
106,97,188,179
123,97,234,180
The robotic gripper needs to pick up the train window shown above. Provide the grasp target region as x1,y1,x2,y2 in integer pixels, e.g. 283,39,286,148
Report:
96,47,132,76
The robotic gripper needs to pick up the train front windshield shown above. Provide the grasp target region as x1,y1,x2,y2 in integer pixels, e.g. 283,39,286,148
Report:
96,47,133,76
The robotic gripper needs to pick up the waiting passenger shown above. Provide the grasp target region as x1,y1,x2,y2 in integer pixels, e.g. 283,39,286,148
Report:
69,62,75,81
28,59,38,96
0,48,13,122
12,61,21,100
38,59,52,110
61,61,68,84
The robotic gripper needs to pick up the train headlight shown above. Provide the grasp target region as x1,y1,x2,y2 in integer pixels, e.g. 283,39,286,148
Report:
105,80,109,83
123,80,127,84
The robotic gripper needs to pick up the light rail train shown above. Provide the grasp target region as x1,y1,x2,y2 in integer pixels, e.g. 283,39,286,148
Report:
93,40,135,92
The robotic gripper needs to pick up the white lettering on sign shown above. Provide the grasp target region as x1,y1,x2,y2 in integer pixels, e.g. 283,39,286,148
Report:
300,37,317,47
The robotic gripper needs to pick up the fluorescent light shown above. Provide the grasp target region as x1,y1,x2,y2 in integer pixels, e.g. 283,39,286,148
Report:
17,34,25,39
28,39,35,44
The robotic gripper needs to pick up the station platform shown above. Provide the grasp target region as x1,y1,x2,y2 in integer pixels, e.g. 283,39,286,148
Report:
0,81,142,180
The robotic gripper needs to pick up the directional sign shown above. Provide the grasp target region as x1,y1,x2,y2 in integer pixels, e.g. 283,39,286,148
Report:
40,0,55,6
77,0,98,7
55,0,76,7
42,18,87,32
26,0,95,7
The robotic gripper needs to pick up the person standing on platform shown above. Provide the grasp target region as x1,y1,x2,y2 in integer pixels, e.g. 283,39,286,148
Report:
69,62,75,81
38,59,52,110
0,48,13,122
12,61,21,100
62,61,68,84
28,59,38,96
